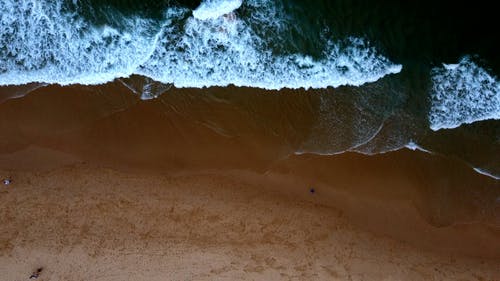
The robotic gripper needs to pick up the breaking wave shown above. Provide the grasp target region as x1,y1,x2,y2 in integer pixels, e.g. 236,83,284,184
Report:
0,0,401,89
429,56,500,130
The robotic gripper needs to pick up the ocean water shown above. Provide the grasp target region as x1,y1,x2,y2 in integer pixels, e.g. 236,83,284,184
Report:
0,0,498,178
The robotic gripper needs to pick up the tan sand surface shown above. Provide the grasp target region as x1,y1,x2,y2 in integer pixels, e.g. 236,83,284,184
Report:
1,160,499,281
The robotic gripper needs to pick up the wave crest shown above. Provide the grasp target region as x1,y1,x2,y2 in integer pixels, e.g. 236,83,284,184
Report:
0,0,401,89
429,56,500,130
193,0,243,20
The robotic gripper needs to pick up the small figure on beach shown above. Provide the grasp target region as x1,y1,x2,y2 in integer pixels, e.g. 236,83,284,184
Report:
309,187,315,194
29,268,43,279
3,178,11,185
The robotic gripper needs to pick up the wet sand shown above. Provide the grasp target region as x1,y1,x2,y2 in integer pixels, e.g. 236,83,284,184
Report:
0,84,499,280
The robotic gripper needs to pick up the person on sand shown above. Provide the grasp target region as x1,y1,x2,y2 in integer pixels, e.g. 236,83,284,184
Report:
29,268,43,279
3,178,11,185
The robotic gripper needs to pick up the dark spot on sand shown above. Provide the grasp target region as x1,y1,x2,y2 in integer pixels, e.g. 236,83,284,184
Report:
29,267,43,279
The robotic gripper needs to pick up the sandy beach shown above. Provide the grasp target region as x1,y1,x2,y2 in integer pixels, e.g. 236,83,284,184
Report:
0,85,499,280
1,156,499,281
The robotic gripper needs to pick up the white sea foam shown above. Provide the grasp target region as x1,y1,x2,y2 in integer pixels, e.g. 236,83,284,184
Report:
429,56,500,130
473,168,500,180
405,141,432,153
137,14,402,90
0,0,402,90
193,0,243,20
118,77,172,100
0,0,157,86
405,143,499,180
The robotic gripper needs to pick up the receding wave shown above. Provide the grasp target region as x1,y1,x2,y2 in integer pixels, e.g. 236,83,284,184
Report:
0,0,401,89
473,168,500,180
429,56,500,131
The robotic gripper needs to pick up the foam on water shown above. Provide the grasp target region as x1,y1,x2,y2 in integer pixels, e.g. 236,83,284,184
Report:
0,0,158,86
0,0,402,90
429,56,500,130
193,0,243,20
405,141,432,154
118,77,172,100
473,168,500,180
137,8,402,89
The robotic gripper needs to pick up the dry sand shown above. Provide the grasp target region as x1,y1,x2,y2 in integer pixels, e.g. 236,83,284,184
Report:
1,148,499,281
0,84,499,280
